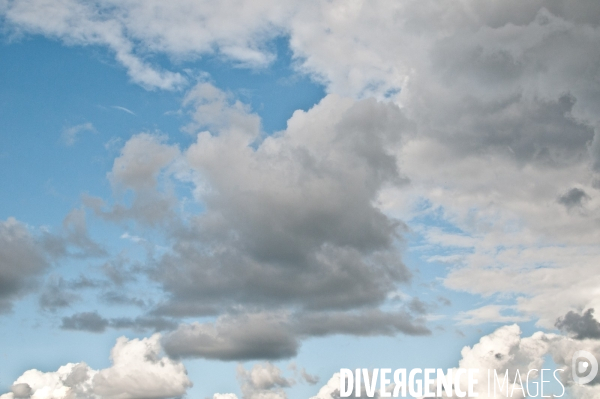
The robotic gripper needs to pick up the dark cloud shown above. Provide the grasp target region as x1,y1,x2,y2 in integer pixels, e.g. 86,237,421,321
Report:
61,312,177,333
1,211,106,313
558,187,590,208
163,313,299,360
555,308,600,339
150,93,412,316
0,218,50,313
162,309,429,361
418,91,595,169
61,312,110,333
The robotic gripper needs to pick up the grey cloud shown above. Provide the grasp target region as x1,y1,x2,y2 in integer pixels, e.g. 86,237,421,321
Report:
156,245,409,316
162,309,429,361
162,313,299,360
100,257,138,287
61,311,177,333
10,383,32,398
39,274,108,312
84,133,180,227
100,291,147,308
556,308,600,339
295,309,430,337
300,369,319,385
407,297,428,314
61,209,107,258
41,209,107,259
420,92,595,169
558,187,590,208
61,312,110,333
109,316,178,332
151,90,412,316
0,218,50,313
237,363,295,399
39,279,80,312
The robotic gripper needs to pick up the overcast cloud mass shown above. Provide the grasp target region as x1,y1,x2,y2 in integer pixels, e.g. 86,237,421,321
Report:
1,0,600,398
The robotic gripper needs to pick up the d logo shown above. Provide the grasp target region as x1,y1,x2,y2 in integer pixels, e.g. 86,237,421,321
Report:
572,350,598,385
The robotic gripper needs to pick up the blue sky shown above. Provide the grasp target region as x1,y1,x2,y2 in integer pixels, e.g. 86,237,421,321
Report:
2,2,600,399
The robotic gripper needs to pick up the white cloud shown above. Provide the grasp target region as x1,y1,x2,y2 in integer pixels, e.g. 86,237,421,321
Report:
308,325,600,399
456,305,530,326
0,334,191,399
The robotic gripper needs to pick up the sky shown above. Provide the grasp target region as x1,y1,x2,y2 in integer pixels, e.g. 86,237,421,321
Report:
1,1,600,398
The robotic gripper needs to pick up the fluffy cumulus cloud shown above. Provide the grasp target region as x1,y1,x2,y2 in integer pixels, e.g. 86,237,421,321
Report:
310,324,600,399
0,335,191,399
87,83,431,359
154,87,412,314
236,363,294,399
209,362,304,399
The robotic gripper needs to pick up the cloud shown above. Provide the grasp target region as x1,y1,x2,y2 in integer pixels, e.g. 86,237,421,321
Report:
10,384,32,398
38,276,80,312
0,335,192,399
558,187,590,209
84,133,180,227
162,312,299,360
237,363,294,399
7,1,600,382
208,363,305,399
456,305,530,326
61,311,109,333
0,218,50,313
61,123,95,146
149,86,411,317
556,308,600,340
0,0,287,89
294,309,430,337
111,106,136,116
60,312,177,333
162,308,429,360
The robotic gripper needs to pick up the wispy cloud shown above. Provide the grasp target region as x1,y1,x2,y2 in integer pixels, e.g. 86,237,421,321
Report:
112,105,136,115
61,122,95,146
